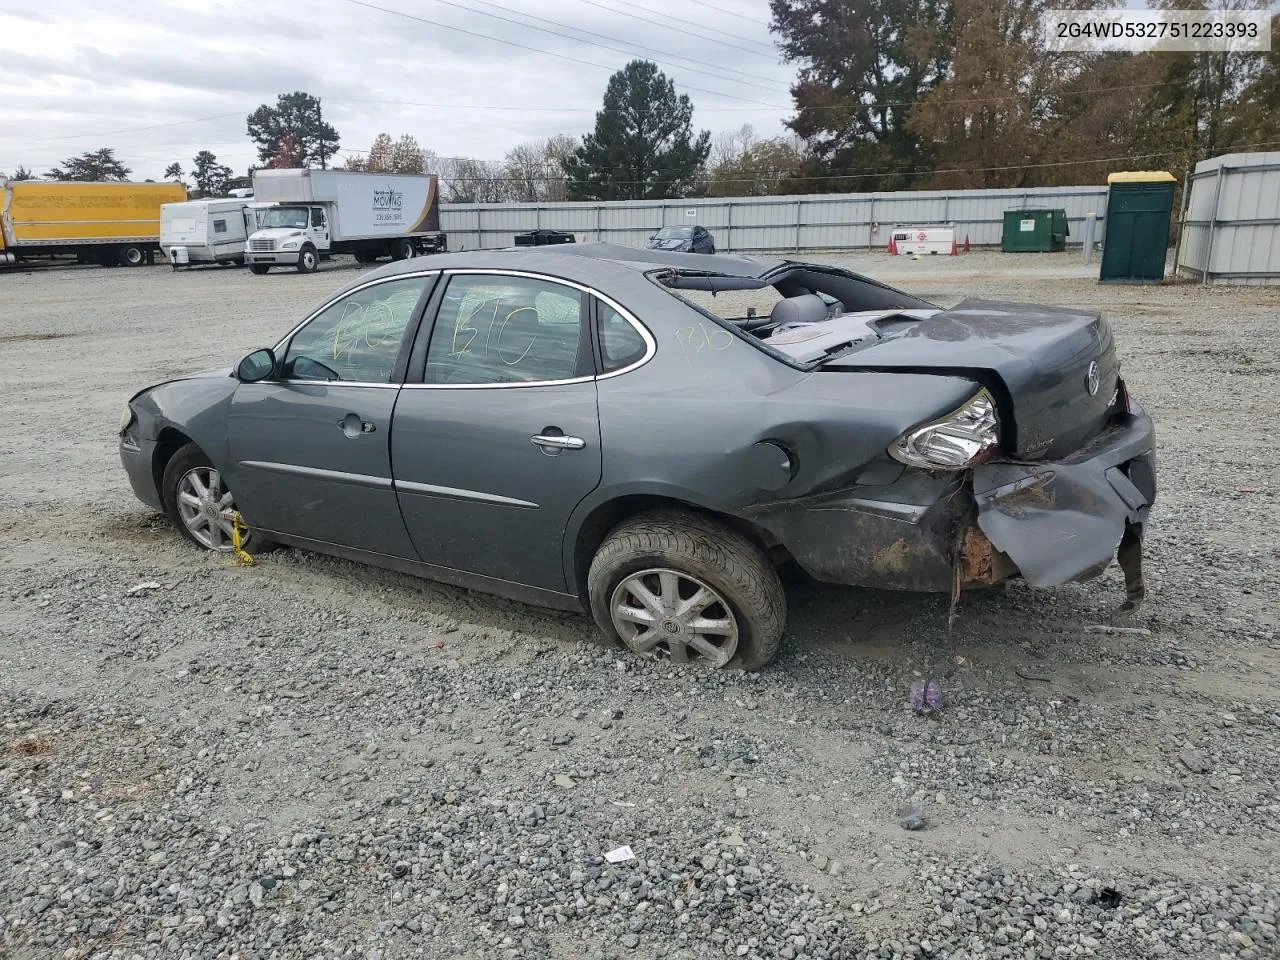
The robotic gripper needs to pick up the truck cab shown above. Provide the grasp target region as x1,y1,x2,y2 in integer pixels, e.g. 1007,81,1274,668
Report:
245,204,330,273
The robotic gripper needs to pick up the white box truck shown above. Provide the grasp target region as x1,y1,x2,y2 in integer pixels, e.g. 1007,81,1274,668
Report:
244,169,445,274
160,199,266,268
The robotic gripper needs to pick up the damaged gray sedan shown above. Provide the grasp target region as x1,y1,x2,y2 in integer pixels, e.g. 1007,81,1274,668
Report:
118,244,1155,670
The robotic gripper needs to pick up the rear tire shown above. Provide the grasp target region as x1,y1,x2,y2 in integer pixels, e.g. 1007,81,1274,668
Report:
297,246,319,273
390,238,416,261
161,443,275,555
119,245,145,267
249,264,270,275
587,510,786,671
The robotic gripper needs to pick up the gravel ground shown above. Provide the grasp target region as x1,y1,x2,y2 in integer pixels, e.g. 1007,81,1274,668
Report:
2,251,1278,960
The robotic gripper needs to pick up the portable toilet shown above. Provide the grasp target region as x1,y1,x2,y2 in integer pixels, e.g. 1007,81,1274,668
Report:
1099,171,1176,284
1001,209,1069,252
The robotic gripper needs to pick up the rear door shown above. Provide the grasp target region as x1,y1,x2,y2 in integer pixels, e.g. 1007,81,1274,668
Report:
390,270,602,593
227,272,437,556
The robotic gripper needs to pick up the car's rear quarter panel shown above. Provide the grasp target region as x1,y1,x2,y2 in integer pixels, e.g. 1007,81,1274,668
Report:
576,274,987,589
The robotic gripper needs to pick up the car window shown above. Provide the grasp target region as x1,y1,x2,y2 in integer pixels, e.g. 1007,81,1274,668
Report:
213,219,227,234
311,208,326,228
597,302,647,373
282,276,431,384
676,285,784,323
424,275,587,385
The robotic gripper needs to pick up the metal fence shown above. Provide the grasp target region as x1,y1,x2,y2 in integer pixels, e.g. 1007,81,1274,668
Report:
440,185,1110,253
1177,151,1280,286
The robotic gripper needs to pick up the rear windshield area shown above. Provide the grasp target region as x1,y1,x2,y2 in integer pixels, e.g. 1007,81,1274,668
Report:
656,265,940,364
676,286,785,322
662,266,934,326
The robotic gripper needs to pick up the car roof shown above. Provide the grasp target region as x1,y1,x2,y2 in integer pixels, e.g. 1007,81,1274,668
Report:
347,243,788,293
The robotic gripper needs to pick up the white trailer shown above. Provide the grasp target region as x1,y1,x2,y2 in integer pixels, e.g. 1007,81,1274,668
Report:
244,169,446,274
161,199,265,268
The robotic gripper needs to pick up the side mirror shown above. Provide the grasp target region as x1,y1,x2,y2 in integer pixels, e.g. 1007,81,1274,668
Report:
236,348,276,383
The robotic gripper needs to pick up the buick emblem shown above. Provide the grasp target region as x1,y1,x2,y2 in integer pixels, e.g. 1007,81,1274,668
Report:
1086,361,1100,397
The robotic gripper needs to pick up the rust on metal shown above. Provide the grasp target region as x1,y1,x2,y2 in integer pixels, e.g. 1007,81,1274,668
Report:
958,526,1016,586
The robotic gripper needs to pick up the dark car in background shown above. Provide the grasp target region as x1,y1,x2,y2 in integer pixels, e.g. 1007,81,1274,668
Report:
646,225,715,253
118,244,1155,671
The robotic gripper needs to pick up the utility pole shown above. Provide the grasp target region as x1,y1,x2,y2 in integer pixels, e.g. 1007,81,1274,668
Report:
316,100,325,171
316,98,327,170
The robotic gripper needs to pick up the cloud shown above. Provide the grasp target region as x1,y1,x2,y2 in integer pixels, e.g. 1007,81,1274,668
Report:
0,0,793,180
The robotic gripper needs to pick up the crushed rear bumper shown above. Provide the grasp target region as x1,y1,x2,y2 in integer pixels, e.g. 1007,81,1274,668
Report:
744,400,1156,598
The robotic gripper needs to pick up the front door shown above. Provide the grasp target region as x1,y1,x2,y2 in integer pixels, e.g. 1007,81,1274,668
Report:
227,273,436,556
309,206,331,252
391,271,602,593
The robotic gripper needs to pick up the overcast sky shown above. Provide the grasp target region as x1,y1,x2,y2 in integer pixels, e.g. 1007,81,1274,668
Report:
0,0,794,180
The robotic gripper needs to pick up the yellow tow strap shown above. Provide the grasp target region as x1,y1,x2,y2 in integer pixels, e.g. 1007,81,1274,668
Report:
230,511,256,567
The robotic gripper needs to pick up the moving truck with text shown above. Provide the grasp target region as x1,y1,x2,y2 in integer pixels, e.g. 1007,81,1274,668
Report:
244,169,445,274
0,179,187,267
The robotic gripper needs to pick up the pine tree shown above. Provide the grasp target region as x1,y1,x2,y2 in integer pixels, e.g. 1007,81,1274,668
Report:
563,61,711,200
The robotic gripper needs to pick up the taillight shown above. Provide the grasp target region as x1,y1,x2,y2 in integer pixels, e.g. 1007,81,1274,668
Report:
889,388,1000,470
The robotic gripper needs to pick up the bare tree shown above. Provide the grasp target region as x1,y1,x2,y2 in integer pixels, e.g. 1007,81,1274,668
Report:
540,135,577,201
503,141,547,202
709,124,758,170
707,135,806,196
440,157,513,204
499,136,579,201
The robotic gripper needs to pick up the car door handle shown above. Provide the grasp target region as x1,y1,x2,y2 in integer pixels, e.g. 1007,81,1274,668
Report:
338,414,376,437
531,433,585,451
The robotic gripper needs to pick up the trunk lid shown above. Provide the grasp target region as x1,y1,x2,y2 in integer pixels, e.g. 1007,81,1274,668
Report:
819,299,1118,459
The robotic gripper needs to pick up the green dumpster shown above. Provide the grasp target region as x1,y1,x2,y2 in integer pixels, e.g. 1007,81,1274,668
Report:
1099,171,1176,284
1001,208,1069,252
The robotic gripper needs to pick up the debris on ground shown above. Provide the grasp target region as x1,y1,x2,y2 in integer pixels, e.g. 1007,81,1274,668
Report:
1179,748,1211,774
605,845,636,864
910,678,944,714
898,806,928,831
1085,624,1152,636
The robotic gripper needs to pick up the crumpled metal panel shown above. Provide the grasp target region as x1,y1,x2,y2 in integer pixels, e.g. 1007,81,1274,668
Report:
972,407,1156,587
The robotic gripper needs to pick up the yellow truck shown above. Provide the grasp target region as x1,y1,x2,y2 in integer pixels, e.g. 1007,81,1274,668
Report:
0,179,187,267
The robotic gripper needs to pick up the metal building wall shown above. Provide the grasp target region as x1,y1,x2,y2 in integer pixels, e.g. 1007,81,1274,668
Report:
440,186,1109,253
1177,152,1280,286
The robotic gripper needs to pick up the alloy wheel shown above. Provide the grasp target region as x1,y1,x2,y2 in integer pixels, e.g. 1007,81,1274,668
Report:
175,467,242,551
609,568,739,667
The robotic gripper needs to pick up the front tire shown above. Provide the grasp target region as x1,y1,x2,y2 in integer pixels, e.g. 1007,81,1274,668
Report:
297,246,319,273
587,510,785,671
249,264,270,275
119,245,145,267
161,443,273,554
